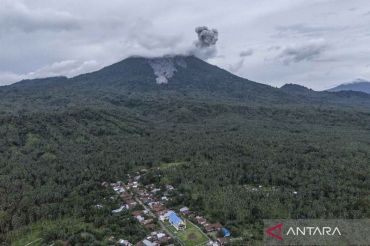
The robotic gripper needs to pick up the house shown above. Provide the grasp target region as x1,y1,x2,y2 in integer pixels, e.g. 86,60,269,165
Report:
216,238,227,245
165,184,174,190
205,223,222,232
148,202,160,208
113,187,125,194
196,216,207,225
136,215,145,223
141,239,158,246
221,228,231,237
127,181,138,189
112,205,128,214
152,204,166,215
142,219,153,225
117,239,132,246
144,223,156,230
156,232,166,239
206,241,220,246
126,199,137,209
149,231,169,244
158,236,171,244
136,239,158,246
179,207,189,214
132,210,144,217
159,215,166,222
168,211,186,230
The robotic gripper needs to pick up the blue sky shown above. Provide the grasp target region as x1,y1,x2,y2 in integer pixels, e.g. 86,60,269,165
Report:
0,0,369,90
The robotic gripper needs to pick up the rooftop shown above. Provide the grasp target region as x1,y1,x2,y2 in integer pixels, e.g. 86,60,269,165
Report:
168,212,183,226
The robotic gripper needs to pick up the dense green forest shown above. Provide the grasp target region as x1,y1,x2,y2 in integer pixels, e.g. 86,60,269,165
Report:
0,56,369,244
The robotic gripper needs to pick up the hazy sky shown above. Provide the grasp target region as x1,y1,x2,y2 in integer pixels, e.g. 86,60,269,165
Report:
1,0,369,90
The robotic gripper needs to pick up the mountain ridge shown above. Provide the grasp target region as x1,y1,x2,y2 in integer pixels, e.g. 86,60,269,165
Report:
2,56,370,113
328,78,370,94
0,55,296,113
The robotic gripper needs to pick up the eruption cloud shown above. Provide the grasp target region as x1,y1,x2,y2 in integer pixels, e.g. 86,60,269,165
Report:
189,26,219,59
195,26,218,48
147,26,220,85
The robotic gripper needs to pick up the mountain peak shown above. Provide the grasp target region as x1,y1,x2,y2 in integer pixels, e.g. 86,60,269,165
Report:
115,55,192,84
3,54,293,106
328,78,370,94
76,55,207,85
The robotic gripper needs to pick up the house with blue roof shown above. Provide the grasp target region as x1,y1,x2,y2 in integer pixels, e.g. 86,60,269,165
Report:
167,211,186,230
221,227,231,237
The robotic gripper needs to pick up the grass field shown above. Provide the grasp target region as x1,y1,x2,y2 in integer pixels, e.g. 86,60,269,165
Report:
165,220,209,246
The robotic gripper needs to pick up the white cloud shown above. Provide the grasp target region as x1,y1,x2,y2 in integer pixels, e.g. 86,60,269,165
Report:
0,0,80,33
276,39,328,64
0,60,100,86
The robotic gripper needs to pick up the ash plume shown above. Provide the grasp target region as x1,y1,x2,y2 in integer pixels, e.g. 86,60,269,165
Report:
195,26,218,48
189,26,219,59
146,26,220,85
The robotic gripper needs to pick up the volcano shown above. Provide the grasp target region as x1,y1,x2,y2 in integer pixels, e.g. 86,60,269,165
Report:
1,55,370,113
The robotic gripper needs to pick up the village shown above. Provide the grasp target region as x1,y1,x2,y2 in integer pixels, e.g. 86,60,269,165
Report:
100,170,232,246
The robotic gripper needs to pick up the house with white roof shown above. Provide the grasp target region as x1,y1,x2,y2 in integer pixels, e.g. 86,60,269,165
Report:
179,207,189,214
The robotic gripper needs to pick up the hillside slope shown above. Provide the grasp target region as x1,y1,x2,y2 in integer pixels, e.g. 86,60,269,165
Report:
2,56,370,114
0,56,293,114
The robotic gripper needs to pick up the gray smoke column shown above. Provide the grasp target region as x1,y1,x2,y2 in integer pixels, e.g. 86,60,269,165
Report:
190,26,219,59
195,26,218,48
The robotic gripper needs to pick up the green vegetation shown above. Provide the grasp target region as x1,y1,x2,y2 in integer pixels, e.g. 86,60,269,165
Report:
9,218,95,246
0,56,369,244
159,162,187,170
165,220,209,246
6,212,148,245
